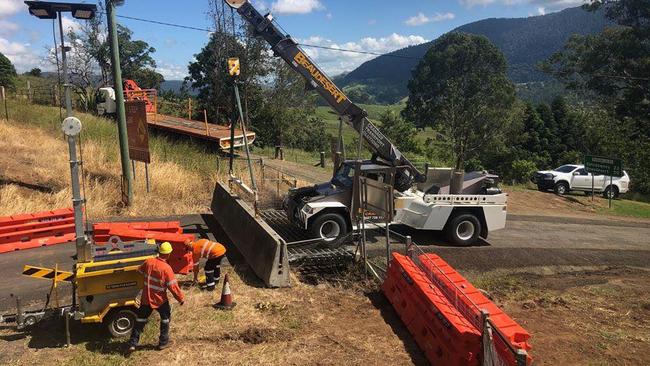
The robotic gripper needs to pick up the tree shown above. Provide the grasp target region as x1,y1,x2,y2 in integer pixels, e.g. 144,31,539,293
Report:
545,0,650,193
250,59,326,151
0,52,16,89
378,110,419,153
403,32,516,171
115,25,164,89
27,68,42,77
187,2,269,124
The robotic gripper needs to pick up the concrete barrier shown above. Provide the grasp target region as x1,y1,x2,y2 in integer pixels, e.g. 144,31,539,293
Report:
211,182,290,287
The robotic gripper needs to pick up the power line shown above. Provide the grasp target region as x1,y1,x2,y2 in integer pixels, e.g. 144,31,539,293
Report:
110,12,419,60
114,14,213,33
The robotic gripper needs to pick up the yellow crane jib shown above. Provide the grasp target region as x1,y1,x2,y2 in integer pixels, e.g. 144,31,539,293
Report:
22,265,74,282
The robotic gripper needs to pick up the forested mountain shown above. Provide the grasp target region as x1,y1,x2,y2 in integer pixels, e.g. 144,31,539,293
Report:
340,6,612,104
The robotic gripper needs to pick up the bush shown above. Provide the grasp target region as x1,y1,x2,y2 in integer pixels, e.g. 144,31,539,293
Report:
508,160,538,183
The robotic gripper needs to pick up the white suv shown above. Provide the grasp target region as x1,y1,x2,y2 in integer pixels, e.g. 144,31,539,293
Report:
531,164,630,198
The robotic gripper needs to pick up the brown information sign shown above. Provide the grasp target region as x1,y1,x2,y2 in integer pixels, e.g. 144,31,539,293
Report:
125,100,151,163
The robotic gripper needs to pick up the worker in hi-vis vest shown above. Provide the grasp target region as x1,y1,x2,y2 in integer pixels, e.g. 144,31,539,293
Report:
185,239,227,291
128,242,184,352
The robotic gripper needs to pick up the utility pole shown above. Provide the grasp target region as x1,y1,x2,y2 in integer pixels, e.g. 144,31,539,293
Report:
106,0,133,204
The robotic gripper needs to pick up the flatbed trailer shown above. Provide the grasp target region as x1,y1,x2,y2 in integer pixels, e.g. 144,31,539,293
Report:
148,113,256,150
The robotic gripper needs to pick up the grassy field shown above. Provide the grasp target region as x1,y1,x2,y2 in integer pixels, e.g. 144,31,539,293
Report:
600,199,650,219
0,99,261,218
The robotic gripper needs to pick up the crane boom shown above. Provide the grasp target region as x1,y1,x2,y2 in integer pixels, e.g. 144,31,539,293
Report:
225,0,424,191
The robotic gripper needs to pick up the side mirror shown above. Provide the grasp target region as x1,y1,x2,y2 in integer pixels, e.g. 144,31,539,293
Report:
573,171,580,176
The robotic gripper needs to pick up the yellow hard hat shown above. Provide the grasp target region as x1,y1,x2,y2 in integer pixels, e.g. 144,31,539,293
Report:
159,242,173,255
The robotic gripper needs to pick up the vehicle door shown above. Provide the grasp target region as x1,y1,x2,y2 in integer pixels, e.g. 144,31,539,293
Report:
593,172,607,190
570,168,591,189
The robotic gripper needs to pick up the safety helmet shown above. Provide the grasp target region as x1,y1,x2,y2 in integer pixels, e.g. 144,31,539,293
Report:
159,242,173,255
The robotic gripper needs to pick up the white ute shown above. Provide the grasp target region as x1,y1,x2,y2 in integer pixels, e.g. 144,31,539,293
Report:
532,164,630,198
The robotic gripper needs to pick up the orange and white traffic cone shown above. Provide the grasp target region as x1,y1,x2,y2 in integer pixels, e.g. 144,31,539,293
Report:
213,273,236,310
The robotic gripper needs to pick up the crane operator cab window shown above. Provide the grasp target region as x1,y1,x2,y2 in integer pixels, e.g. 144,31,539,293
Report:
332,164,356,188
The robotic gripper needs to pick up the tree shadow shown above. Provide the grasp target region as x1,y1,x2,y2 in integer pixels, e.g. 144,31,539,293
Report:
366,291,428,366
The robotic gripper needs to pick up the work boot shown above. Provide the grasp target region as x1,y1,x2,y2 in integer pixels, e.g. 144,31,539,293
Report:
205,269,216,291
158,339,174,350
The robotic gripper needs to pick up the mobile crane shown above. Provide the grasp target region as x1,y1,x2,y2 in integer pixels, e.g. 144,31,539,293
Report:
225,0,507,246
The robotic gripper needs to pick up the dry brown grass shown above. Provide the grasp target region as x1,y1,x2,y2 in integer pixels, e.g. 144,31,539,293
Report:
0,119,215,218
0,269,421,366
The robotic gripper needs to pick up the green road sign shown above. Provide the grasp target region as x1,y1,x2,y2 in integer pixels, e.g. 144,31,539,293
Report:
584,155,623,177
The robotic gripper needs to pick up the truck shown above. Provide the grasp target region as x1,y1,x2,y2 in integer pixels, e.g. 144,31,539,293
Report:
226,0,508,246
532,164,630,198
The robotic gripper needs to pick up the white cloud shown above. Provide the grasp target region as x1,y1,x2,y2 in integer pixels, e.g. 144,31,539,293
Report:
61,16,82,34
0,37,44,72
271,0,323,15
405,12,430,26
157,62,188,80
0,0,25,18
299,33,428,75
538,6,546,15
326,12,332,19
405,12,455,26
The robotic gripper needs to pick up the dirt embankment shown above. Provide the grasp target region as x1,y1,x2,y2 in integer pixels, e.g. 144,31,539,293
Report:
467,266,650,365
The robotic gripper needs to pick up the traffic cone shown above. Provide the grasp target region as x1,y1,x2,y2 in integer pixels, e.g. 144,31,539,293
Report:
213,273,236,310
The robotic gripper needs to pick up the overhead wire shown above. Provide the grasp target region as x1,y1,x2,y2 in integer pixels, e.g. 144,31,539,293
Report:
108,12,421,60
107,11,650,80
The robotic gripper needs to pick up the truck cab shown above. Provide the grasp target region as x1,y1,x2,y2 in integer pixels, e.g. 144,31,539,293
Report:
284,161,507,246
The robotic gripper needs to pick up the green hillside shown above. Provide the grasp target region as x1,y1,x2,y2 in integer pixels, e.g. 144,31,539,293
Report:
340,6,612,104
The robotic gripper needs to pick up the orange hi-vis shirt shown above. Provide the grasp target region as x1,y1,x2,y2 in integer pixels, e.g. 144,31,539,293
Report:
191,239,226,263
138,257,184,308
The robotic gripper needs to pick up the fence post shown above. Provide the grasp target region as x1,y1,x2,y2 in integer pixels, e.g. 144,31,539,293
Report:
516,349,529,366
27,80,32,103
481,310,493,366
260,158,265,189
188,98,192,120
204,109,209,136
320,151,325,168
1,86,7,121
405,235,413,258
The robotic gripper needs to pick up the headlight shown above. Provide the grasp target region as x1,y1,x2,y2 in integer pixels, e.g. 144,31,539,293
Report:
302,205,314,214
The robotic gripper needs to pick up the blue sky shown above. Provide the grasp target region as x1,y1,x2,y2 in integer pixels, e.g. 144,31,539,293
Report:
0,0,585,79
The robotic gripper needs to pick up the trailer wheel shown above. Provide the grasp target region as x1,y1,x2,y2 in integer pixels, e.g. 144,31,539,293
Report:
310,213,347,243
106,308,137,338
446,213,481,246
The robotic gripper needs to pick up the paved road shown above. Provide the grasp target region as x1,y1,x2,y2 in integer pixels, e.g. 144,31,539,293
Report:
366,214,650,272
2,213,648,313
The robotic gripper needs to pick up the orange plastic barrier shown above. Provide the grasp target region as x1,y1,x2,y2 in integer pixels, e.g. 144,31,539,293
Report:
0,233,76,254
0,208,75,253
104,227,194,275
0,208,73,227
383,253,481,366
92,221,182,243
417,253,532,363
0,217,75,236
